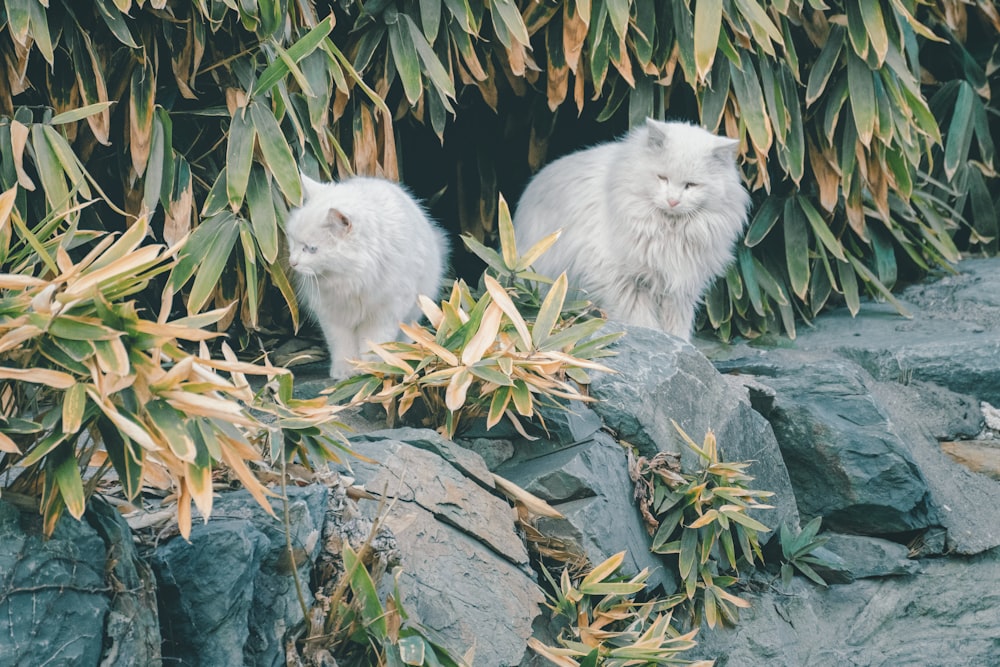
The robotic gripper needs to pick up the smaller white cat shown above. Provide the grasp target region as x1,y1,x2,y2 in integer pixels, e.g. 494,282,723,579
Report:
286,174,449,378
513,119,749,340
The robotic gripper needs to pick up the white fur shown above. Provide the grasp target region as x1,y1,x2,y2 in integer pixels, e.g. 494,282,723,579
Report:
286,175,449,377
513,119,749,340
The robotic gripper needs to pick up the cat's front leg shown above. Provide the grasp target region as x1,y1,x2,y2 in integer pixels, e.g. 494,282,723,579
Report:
323,323,362,379
657,292,695,341
613,284,661,330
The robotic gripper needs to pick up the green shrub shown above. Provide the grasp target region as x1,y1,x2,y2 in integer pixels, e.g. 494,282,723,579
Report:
0,195,348,536
530,551,712,667
634,424,774,628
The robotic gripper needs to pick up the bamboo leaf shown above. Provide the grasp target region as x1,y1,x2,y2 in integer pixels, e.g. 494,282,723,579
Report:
387,7,424,105
859,0,889,66
694,0,723,81
54,453,86,520
806,26,843,107
252,15,335,98
532,273,568,346
798,195,846,261
847,52,876,146
783,198,810,300
248,101,301,204
944,83,975,181
403,14,456,100
227,106,256,210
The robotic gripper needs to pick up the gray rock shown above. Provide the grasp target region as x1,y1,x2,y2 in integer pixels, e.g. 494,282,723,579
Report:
499,433,676,593
345,431,544,666
820,533,919,580
722,352,935,534
0,500,110,667
153,485,327,667
692,548,1000,667
590,324,801,538
88,498,161,667
867,379,1000,554
457,436,516,469
782,258,1000,406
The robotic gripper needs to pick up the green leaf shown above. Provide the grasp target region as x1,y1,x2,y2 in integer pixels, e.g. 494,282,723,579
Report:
248,101,301,205
845,1,870,60
146,399,197,462
806,26,843,107
50,102,117,126
343,544,388,639
54,452,86,520
227,106,256,210
679,524,698,581
94,0,139,47
798,195,846,261
185,213,241,314
98,416,143,500
745,196,783,247
944,83,975,181
847,52,876,146
252,15,335,98
26,0,53,65
403,14,456,100
246,168,279,263
693,0,722,80
491,0,531,45
730,51,771,152
738,246,765,317
859,0,889,65
836,259,860,316
783,198,810,300
387,7,424,105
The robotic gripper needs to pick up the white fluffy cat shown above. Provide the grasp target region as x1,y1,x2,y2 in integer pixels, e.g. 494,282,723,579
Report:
513,119,749,340
286,174,449,377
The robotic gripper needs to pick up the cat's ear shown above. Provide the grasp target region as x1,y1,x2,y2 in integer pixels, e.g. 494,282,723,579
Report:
326,208,351,236
713,136,741,161
300,172,325,201
645,118,668,151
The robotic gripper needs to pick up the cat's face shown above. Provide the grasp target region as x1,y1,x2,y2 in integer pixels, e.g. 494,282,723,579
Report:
285,175,353,277
641,120,741,217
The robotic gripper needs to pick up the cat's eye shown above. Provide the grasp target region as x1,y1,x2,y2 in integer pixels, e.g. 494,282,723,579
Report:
657,175,669,183
304,245,318,254
684,182,698,189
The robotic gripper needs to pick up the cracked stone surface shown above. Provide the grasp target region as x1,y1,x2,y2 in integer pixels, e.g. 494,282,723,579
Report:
344,431,543,666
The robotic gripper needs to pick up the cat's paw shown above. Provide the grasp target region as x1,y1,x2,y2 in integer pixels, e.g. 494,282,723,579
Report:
328,360,354,380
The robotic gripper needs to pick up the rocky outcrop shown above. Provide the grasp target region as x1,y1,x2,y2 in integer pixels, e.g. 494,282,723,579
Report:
0,497,160,667
153,485,327,667
344,428,545,667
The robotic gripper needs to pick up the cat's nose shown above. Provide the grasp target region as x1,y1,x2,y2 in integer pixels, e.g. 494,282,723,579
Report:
668,198,680,207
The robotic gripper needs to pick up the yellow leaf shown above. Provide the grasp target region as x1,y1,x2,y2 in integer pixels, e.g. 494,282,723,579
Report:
483,275,532,350
492,473,563,518
177,481,192,540
0,431,21,454
0,366,75,389
399,322,458,366
87,389,162,451
461,302,502,365
444,367,473,412
0,274,46,289
418,294,444,329
0,186,16,228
